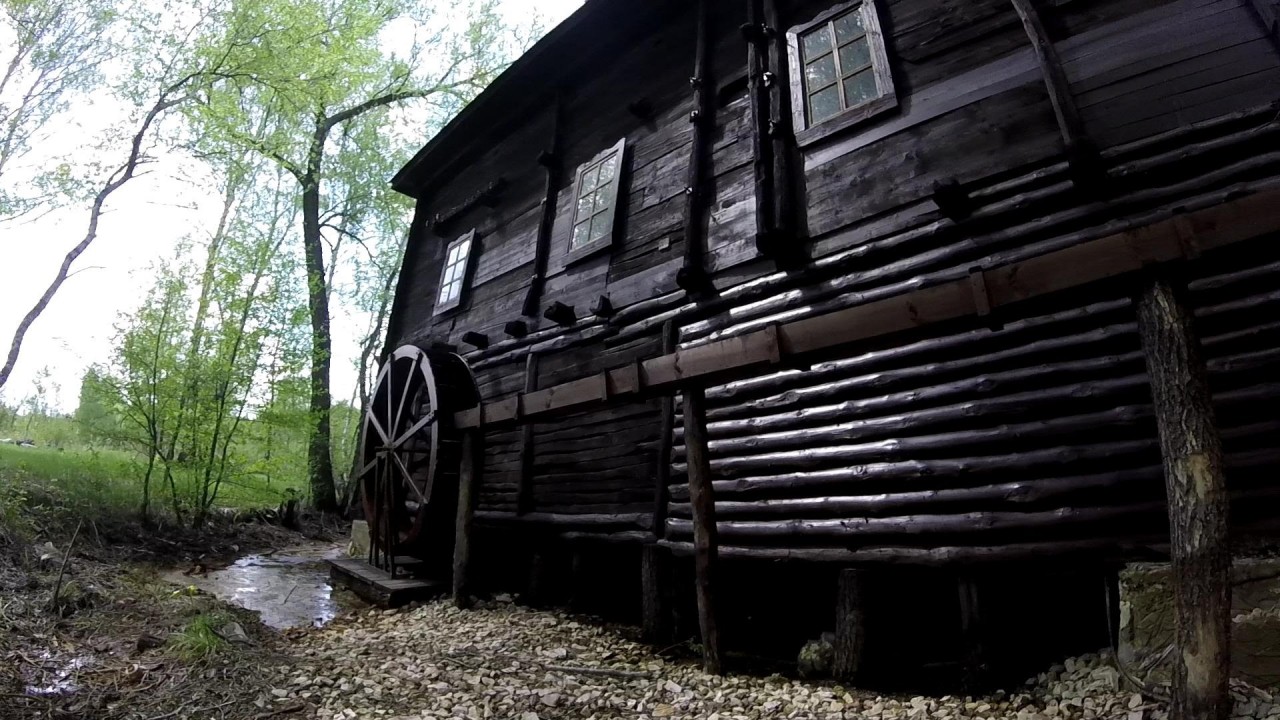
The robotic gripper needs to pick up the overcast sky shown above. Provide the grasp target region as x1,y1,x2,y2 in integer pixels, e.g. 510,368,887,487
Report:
0,0,583,413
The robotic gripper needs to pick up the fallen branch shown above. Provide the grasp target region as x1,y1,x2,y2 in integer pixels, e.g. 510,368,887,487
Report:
49,520,83,612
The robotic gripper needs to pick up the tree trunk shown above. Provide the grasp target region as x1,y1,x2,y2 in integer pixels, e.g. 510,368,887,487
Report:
1136,276,1231,720
834,568,867,682
302,175,338,512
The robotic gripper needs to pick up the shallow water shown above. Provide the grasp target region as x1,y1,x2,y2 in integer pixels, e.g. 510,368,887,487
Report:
164,543,359,629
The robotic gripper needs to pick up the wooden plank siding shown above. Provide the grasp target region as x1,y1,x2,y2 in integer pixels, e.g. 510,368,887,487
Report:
383,0,1280,553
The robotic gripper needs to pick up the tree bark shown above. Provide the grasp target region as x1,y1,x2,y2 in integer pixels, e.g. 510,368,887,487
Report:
834,568,866,681
1136,276,1231,720
683,385,722,674
302,175,338,512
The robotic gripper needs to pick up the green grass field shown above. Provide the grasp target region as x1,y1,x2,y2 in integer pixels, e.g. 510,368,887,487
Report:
0,443,291,533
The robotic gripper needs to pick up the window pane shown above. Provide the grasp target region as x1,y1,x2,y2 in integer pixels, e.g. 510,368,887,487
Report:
597,153,618,184
576,190,595,219
581,165,601,192
833,10,865,44
805,54,837,90
590,207,614,241
801,27,832,61
456,238,471,260
446,243,461,266
839,39,871,75
843,69,877,106
594,182,616,210
571,220,591,248
809,85,841,123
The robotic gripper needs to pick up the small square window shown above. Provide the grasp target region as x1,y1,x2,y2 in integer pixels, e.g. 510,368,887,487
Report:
788,0,897,145
434,229,475,315
566,137,627,262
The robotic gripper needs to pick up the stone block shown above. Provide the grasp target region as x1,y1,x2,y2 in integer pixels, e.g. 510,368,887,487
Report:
347,520,370,559
1119,558,1280,687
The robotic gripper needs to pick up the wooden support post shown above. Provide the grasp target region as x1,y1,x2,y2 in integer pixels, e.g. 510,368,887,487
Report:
957,575,988,692
452,430,480,609
517,353,539,515
1136,276,1231,720
642,544,675,644
833,568,867,681
652,321,678,537
682,385,721,674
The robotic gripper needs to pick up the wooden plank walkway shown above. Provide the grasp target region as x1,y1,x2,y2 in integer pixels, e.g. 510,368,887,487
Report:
327,558,447,607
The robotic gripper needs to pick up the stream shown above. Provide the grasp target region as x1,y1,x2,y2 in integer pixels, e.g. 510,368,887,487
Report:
163,542,364,629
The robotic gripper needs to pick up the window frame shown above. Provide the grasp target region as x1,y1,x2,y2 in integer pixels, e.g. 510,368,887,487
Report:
564,137,627,265
787,0,897,147
433,229,476,316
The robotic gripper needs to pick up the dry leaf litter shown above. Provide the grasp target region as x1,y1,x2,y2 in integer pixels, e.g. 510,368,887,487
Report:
265,597,1279,720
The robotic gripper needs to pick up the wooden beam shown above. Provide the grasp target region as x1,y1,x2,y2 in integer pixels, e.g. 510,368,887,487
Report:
683,385,722,674
677,0,715,294
517,353,539,515
452,430,480,609
523,98,562,318
452,188,1280,429
1008,0,1090,163
1136,276,1231,720
763,0,797,246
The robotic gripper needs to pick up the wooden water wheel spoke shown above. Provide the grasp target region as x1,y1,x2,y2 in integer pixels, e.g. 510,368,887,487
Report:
393,409,436,449
367,412,391,445
359,345,479,574
391,451,427,504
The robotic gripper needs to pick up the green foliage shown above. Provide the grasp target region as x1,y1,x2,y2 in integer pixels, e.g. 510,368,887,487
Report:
168,612,230,661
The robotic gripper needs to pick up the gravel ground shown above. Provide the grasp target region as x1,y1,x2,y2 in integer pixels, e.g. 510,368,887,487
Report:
267,598,1278,720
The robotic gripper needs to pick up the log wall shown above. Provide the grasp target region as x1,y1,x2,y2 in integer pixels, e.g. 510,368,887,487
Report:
384,0,1280,562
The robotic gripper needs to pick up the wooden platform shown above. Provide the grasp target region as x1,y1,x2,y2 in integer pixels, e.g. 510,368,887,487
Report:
327,558,447,607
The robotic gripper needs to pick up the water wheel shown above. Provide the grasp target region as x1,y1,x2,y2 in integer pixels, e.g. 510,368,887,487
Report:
358,345,478,577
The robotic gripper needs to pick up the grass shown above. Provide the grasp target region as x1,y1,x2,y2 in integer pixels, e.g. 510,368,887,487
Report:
168,612,231,661
0,443,298,537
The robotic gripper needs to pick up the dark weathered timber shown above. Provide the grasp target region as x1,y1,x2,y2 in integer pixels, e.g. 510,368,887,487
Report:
453,187,1280,429
328,558,446,608
763,0,796,245
652,321,678,537
641,544,674,644
745,0,776,253
958,576,988,691
658,537,1171,565
833,569,866,681
663,500,1169,541
1008,0,1091,163
452,430,480,608
683,385,721,674
518,353,540,514
523,97,563,318
677,0,715,294
1136,276,1231,720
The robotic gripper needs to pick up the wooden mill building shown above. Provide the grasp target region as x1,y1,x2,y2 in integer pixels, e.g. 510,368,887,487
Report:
362,0,1280,685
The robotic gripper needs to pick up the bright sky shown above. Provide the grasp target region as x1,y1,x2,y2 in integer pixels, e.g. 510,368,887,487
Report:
0,0,583,413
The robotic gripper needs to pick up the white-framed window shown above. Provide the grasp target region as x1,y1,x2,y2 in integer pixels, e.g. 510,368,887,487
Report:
434,229,475,314
787,0,896,146
566,137,626,262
